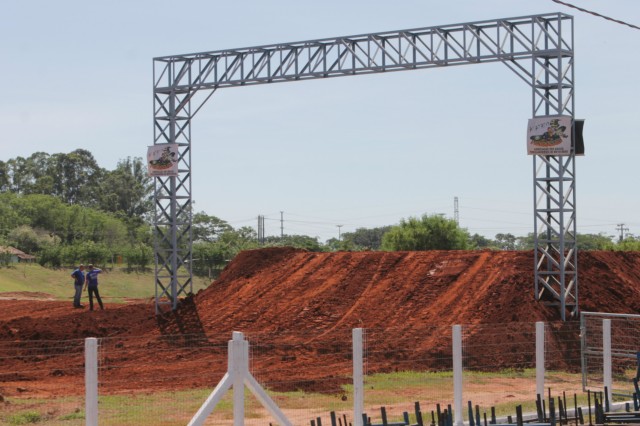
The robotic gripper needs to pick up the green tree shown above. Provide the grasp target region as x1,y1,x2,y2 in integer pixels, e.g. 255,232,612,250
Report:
264,234,323,251
50,149,104,206
98,157,153,223
124,243,153,271
75,241,110,266
494,233,517,250
22,152,54,195
323,237,358,252
220,226,259,251
6,156,30,193
381,214,470,251
577,233,615,250
341,226,391,250
8,225,40,254
38,244,63,268
190,226,260,277
515,233,535,250
0,193,24,238
192,241,228,278
0,160,9,192
615,237,640,251
468,233,493,249
192,212,232,243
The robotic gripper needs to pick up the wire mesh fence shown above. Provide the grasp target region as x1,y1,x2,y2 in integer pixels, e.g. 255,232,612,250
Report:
247,328,354,426
0,319,627,425
95,333,229,425
361,325,453,425
461,322,538,420
581,312,640,398
0,338,86,425
545,320,584,413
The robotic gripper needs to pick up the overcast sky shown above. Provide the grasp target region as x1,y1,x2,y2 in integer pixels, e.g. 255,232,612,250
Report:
2,1,638,242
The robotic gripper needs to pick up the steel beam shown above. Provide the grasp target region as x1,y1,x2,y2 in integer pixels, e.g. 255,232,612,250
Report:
152,12,577,320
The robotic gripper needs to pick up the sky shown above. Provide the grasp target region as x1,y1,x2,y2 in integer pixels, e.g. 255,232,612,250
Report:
1,0,639,242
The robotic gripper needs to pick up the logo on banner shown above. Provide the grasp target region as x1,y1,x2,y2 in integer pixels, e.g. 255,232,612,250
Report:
527,115,572,155
147,144,179,176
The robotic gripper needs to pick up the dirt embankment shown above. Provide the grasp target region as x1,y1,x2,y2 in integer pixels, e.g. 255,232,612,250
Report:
2,248,640,395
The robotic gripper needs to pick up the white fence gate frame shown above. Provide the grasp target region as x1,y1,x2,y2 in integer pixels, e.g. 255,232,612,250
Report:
188,331,292,426
80,320,627,424
581,311,640,398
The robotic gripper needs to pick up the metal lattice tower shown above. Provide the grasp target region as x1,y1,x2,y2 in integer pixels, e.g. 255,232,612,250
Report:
152,12,578,319
454,197,459,225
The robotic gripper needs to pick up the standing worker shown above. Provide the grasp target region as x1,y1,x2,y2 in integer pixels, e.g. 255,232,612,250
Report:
84,264,104,311
70,264,85,308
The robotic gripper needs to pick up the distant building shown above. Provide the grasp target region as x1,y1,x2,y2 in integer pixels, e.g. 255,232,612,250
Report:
0,246,36,263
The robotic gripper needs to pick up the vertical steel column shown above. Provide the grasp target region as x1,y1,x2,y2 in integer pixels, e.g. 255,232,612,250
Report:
153,59,194,313
531,15,577,321
169,93,179,310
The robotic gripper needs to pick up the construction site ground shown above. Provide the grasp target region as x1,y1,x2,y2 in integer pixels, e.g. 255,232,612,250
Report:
1,248,640,398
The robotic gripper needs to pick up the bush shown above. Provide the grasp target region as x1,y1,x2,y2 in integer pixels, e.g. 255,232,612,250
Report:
382,214,470,251
7,410,42,424
123,243,153,272
37,244,62,268
7,225,41,254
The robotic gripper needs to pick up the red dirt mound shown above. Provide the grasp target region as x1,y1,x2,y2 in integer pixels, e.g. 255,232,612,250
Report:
2,248,640,396
190,248,640,331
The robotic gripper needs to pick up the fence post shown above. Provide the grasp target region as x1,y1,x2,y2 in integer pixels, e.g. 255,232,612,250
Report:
189,331,292,426
353,328,364,426
232,331,245,426
536,321,545,398
85,337,98,426
453,324,463,426
580,312,587,391
603,319,612,403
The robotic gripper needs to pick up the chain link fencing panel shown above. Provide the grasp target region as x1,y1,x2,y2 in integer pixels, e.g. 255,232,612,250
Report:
0,319,607,426
247,328,354,426
581,312,640,399
362,325,454,425
0,338,86,425
461,321,538,421
96,333,229,425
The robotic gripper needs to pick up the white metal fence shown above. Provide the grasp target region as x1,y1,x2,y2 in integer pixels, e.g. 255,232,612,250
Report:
581,311,640,398
0,319,629,425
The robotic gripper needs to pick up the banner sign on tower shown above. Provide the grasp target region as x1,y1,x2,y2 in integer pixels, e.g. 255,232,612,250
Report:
527,115,572,155
147,144,179,176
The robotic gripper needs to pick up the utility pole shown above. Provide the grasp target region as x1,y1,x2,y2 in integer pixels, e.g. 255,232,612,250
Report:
616,223,629,242
337,225,343,241
257,215,265,244
280,211,284,238
454,196,459,225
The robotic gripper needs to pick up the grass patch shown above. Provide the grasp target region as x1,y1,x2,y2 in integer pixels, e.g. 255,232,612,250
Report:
5,411,42,425
57,411,84,421
0,264,212,302
0,370,591,425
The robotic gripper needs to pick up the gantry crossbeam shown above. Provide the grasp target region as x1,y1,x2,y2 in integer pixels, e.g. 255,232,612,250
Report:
153,12,578,320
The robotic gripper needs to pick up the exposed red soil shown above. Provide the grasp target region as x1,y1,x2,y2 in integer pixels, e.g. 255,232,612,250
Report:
1,248,640,397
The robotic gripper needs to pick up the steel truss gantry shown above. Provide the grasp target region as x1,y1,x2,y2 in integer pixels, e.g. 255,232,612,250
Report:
153,12,578,319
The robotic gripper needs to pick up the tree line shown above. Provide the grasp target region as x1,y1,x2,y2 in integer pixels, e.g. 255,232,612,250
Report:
1,150,638,274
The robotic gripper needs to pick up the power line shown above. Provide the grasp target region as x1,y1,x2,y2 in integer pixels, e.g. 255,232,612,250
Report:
551,0,640,31
616,223,630,242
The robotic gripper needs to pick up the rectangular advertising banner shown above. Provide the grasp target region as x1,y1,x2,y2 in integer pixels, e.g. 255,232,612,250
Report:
147,144,179,177
527,115,572,155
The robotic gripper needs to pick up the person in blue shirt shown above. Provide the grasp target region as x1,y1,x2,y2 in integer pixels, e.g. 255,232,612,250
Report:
70,264,85,308
84,264,104,311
